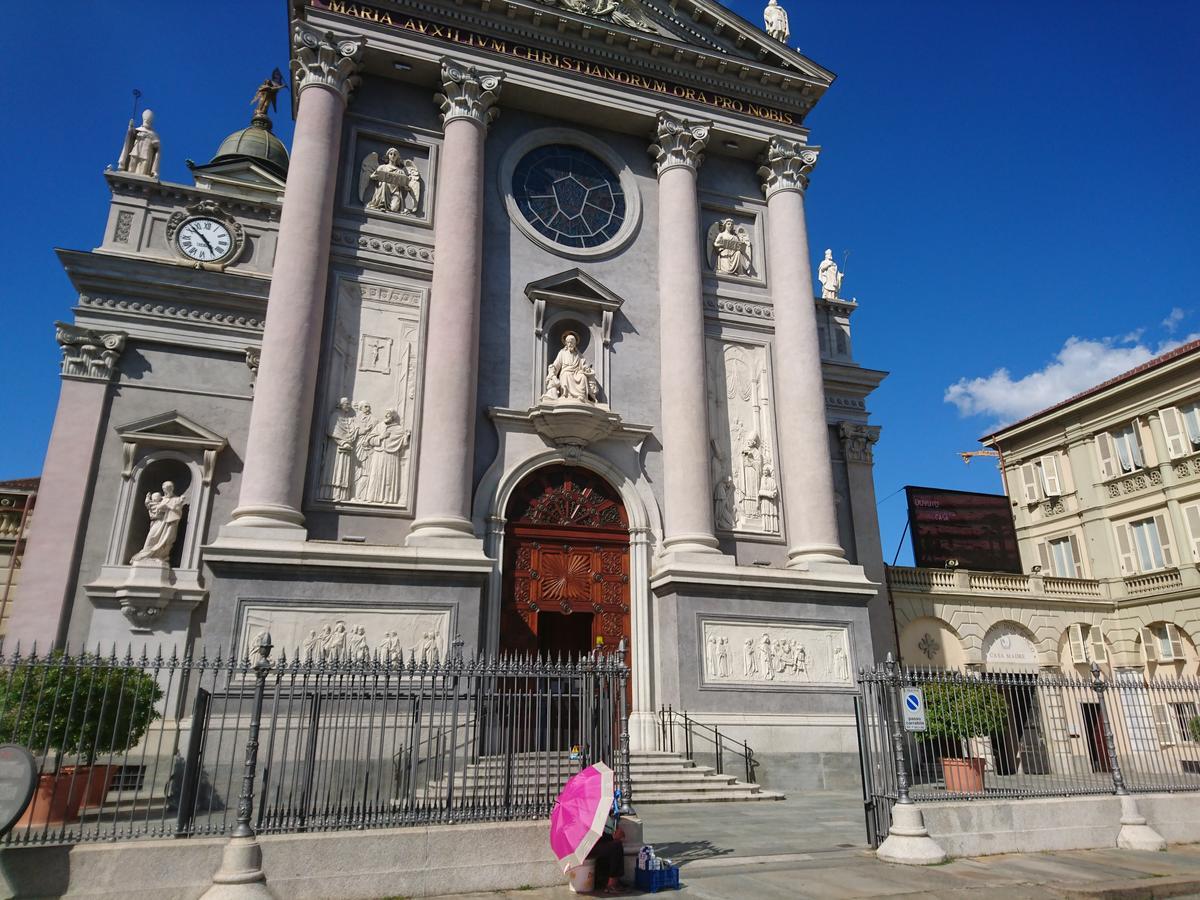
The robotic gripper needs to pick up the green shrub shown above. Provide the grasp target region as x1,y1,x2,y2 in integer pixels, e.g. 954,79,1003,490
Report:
919,681,1009,742
1189,715,1200,744
0,653,164,764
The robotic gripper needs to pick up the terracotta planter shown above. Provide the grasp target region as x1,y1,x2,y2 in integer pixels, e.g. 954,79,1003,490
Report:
941,756,986,794
14,768,89,828
79,764,117,809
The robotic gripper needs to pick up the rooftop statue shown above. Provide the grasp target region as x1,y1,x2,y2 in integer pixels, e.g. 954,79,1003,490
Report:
763,0,790,43
251,68,287,121
818,248,844,300
117,109,161,178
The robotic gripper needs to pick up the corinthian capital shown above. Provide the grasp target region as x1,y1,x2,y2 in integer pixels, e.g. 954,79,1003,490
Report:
838,421,881,465
648,113,711,175
291,24,366,102
436,60,504,128
56,321,126,382
757,137,820,197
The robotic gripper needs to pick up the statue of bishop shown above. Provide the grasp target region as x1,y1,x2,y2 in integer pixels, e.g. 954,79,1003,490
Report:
763,0,789,43
118,109,161,178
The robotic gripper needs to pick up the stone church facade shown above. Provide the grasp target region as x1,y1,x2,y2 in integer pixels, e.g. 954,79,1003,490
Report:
11,0,889,785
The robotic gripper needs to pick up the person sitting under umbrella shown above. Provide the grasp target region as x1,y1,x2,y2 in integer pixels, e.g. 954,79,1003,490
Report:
588,817,626,893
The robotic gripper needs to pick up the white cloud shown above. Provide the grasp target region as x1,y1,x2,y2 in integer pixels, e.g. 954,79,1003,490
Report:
1163,307,1186,332
945,333,1199,425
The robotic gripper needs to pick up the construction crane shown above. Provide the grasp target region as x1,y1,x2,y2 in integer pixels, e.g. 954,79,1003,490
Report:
959,449,1000,465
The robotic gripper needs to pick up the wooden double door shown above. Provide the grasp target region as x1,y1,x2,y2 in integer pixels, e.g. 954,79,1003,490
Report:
499,467,630,658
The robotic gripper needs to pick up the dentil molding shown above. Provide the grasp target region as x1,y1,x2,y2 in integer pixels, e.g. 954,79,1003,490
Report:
436,60,504,128
292,24,366,102
648,113,711,175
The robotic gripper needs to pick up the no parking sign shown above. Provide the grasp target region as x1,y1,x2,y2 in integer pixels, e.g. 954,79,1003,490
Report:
901,687,926,732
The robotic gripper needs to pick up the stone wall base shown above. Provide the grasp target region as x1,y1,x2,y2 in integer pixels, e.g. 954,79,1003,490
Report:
0,820,561,900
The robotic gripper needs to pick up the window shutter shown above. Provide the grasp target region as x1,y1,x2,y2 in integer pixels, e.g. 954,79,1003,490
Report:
1142,626,1159,663
1114,524,1138,575
1183,504,1200,563
1166,623,1186,660
1153,514,1174,567
1067,533,1084,578
1020,463,1040,503
1039,455,1063,496
1131,423,1147,468
1068,624,1088,664
1159,407,1190,459
1037,541,1051,573
1096,432,1118,479
1089,625,1108,663
1152,704,1178,746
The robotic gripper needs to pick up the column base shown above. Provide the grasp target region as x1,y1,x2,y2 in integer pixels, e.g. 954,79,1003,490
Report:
629,710,658,752
200,836,274,899
787,542,848,568
1117,794,1167,851
223,504,307,542
660,533,728,566
406,515,484,551
876,802,948,866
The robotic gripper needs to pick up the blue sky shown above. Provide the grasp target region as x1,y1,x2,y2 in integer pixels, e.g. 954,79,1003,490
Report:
1,1,1197,566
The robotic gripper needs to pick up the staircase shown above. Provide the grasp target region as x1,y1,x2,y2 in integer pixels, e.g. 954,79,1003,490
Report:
630,750,784,803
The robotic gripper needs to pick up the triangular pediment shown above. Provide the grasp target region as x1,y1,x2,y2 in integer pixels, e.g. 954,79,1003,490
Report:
115,410,228,451
526,269,624,311
187,160,287,203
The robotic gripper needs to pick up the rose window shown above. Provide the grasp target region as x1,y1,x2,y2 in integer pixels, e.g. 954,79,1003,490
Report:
511,144,626,249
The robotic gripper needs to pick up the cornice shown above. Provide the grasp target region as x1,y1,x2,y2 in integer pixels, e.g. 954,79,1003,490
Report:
104,172,282,218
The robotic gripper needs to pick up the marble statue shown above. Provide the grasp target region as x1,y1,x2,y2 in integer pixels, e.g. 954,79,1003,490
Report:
352,402,378,498
534,0,657,33
743,638,759,677
319,397,358,501
326,621,349,661
758,464,779,532
251,69,286,120
542,332,599,403
759,633,775,681
360,410,410,505
118,109,161,178
708,219,753,276
763,0,789,43
706,634,718,674
818,249,843,300
348,624,370,661
833,644,849,681
130,481,187,564
418,631,440,665
716,637,731,677
740,432,765,514
359,148,423,215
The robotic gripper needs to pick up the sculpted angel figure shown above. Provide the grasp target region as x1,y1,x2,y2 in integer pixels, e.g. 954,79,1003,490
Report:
118,109,161,178
251,69,286,119
818,248,843,300
541,331,599,403
130,481,187,564
763,0,789,43
708,218,753,276
359,148,422,215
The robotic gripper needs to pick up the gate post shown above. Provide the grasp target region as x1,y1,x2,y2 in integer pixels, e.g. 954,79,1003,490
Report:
617,640,634,816
200,632,275,898
875,654,947,866
1091,663,1166,851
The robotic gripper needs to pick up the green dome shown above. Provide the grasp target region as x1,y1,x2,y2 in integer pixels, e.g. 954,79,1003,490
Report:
209,118,289,179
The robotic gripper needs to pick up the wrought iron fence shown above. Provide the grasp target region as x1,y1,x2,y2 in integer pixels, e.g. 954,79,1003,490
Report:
656,705,757,786
856,657,1200,847
0,637,631,846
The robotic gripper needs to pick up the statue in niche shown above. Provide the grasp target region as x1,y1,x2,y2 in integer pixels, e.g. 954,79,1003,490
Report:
130,481,187,564
743,638,759,677
251,69,286,120
359,410,410,505
541,331,599,403
716,637,731,677
319,397,358,501
708,218,753,277
818,249,844,300
763,0,789,43
758,464,779,532
740,432,765,514
359,148,423,215
118,109,161,178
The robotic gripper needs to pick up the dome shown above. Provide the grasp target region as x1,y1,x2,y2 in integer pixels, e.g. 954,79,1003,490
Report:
208,118,289,179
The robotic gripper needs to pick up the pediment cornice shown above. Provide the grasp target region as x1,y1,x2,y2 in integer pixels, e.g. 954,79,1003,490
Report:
104,172,282,217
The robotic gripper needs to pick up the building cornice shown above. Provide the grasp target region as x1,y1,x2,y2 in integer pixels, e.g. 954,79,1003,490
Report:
104,171,282,218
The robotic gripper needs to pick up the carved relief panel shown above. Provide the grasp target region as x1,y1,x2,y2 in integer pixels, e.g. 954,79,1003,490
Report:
705,336,781,537
237,602,451,663
701,202,764,286
311,276,427,514
700,619,854,689
344,127,436,227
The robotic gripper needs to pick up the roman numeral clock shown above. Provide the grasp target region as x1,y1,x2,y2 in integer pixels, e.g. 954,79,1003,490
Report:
165,200,246,271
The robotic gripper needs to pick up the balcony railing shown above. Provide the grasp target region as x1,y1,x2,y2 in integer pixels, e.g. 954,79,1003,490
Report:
888,567,1112,603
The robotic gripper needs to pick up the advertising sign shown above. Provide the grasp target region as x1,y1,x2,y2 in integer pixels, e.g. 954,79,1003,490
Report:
905,486,1022,573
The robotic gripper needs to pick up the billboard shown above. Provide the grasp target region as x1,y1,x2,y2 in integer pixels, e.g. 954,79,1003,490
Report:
904,486,1022,574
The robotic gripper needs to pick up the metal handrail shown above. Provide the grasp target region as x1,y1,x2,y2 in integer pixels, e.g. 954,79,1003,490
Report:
656,705,758,785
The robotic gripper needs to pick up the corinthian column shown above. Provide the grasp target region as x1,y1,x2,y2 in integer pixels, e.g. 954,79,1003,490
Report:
758,138,846,566
648,113,722,558
407,61,503,545
227,26,365,536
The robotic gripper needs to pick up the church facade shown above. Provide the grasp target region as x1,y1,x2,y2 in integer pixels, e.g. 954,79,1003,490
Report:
11,0,889,787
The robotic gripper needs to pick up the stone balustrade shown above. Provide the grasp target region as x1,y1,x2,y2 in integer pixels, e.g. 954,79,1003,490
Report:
888,564,1199,605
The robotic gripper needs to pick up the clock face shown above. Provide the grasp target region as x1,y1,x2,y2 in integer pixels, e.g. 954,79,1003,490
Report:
177,217,234,262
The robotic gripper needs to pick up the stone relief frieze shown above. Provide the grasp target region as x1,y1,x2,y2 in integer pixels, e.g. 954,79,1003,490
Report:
314,279,425,512
331,230,435,263
702,620,853,687
239,605,450,664
706,338,780,535
79,294,264,331
357,148,424,217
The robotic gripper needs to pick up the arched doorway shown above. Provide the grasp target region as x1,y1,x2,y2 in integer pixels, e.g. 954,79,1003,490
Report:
501,465,630,657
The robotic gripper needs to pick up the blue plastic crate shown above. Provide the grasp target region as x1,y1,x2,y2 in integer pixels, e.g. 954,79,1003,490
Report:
635,865,680,893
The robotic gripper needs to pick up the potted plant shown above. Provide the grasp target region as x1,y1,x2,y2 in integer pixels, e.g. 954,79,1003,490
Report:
920,680,1009,794
0,653,163,825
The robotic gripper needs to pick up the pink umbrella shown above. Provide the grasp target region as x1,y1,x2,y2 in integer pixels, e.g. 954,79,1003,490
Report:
549,761,615,872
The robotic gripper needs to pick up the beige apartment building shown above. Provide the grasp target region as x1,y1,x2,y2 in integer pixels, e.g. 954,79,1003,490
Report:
889,339,1200,702
0,478,37,638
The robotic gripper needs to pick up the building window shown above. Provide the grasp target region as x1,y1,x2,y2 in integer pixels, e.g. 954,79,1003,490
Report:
1172,702,1199,742
511,144,626,250
1095,423,1145,479
1114,515,1174,574
1017,454,1064,504
1141,622,1186,663
1067,622,1106,664
1039,533,1083,578
1160,402,1200,459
